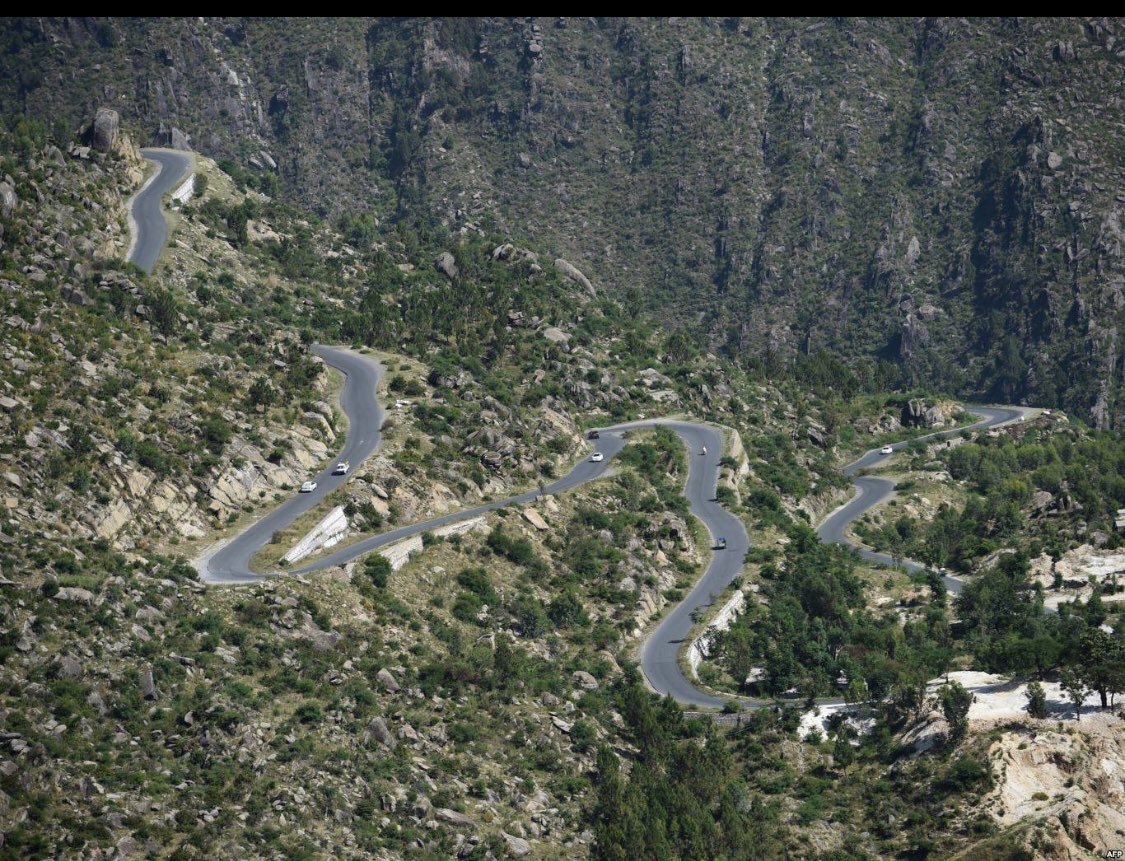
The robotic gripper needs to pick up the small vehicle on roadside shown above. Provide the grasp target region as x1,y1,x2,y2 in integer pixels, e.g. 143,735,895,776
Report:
714,537,727,550
590,452,604,463
333,461,350,476
879,445,894,455
299,480,317,493
701,446,707,456
587,429,600,440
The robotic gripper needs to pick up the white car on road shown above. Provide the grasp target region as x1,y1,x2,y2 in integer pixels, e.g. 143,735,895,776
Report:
879,445,894,455
332,461,350,475
299,480,318,493
590,452,604,463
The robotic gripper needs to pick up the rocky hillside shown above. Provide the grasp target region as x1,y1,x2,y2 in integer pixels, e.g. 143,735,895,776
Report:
1,17,1121,427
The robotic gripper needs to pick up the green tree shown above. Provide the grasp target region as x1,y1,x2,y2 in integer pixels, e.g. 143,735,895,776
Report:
1076,629,1125,708
832,736,854,773
940,681,973,743
1059,667,1088,722
1025,680,1047,719
492,634,516,688
247,376,275,409
147,288,179,336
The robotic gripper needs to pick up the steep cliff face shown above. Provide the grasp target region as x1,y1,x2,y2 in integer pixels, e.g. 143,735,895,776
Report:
3,17,1120,426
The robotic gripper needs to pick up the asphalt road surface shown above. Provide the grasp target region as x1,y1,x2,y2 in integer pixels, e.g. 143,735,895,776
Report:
127,148,192,273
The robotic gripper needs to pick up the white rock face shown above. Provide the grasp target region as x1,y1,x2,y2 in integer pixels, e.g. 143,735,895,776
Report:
96,500,131,539
522,508,549,530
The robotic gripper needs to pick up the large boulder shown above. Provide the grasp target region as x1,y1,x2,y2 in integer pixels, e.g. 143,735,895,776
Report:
55,655,84,680
154,122,192,151
901,398,928,428
572,670,599,691
435,251,458,280
502,833,532,857
91,108,119,152
140,665,159,700
366,716,396,749
900,312,929,358
554,258,596,297
0,181,16,217
376,667,400,693
54,587,96,605
435,807,474,827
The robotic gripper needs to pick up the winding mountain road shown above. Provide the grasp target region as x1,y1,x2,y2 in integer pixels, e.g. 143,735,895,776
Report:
194,344,1027,706
817,406,1030,597
127,148,193,273
126,145,1033,707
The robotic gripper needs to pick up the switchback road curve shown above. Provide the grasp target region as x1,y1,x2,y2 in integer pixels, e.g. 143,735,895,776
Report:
194,344,1025,706
816,406,1030,597
128,138,1028,708
127,148,193,273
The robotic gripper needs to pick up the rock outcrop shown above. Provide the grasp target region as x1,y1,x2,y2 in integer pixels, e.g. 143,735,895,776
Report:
0,180,16,217
90,108,119,152
435,251,458,280
986,716,1125,860
154,122,191,151
553,258,596,297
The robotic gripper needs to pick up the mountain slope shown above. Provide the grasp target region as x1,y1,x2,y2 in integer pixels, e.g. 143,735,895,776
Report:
2,18,1122,426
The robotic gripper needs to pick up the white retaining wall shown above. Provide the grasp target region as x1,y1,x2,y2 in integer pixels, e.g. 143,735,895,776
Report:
283,505,348,564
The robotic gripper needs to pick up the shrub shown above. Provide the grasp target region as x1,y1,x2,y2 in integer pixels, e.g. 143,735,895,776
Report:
294,702,322,724
1025,681,1047,719
364,555,392,589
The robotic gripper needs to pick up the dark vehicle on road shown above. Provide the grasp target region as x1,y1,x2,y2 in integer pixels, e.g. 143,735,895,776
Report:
587,429,600,440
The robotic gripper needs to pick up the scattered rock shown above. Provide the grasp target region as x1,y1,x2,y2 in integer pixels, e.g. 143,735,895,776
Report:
542,326,570,345
366,716,396,749
304,626,341,652
435,807,474,827
140,666,158,700
522,508,549,530
54,587,95,605
905,235,921,266
1047,151,1063,170
87,690,107,716
135,605,163,624
551,715,573,733
154,122,192,151
492,243,538,263
55,656,84,679
0,181,16,218
900,313,929,358
376,667,400,693
502,832,532,857
572,670,599,691
61,285,93,307
637,368,672,389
